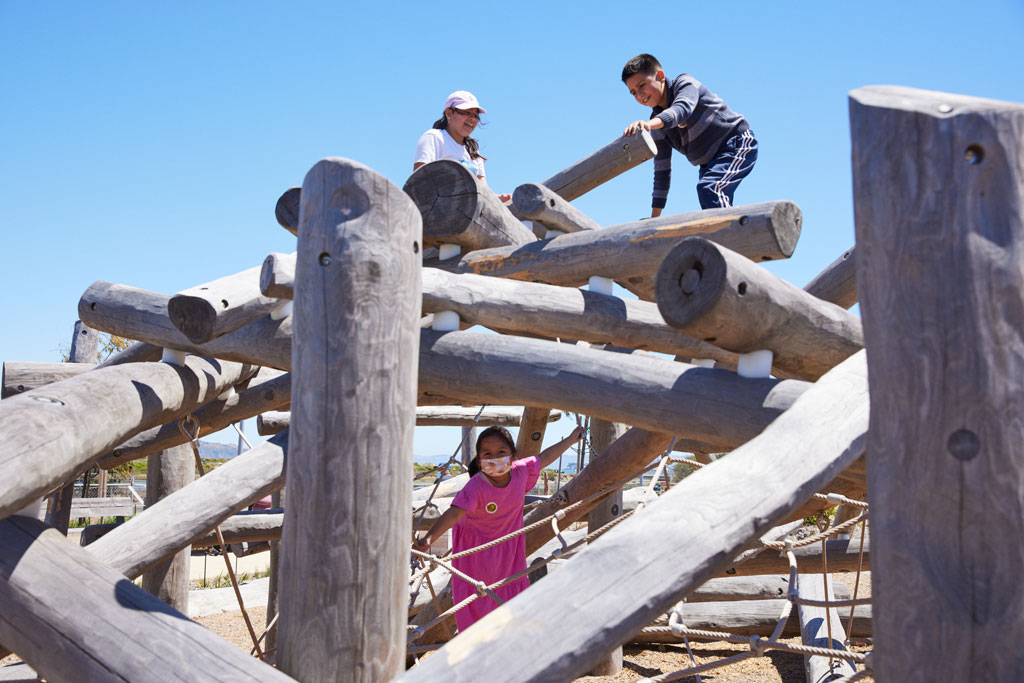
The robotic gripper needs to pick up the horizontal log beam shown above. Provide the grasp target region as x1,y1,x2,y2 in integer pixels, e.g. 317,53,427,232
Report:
191,509,284,549
260,252,297,299
99,368,289,468
540,131,657,201
725,536,870,577
168,265,282,344
0,356,256,521
508,182,602,234
655,237,863,380
397,351,867,683
256,406,562,435
804,245,857,309
0,516,293,682
2,362,92,399
275,186,301,235
403,160,537,250
428,201,802,289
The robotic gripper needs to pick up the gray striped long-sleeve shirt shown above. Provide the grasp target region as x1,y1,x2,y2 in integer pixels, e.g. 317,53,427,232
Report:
650,73,749,209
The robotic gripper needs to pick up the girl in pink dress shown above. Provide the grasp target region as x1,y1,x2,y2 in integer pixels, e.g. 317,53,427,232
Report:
414,425,585,633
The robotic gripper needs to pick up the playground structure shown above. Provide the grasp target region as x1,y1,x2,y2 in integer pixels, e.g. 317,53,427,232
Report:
0,85,1021,682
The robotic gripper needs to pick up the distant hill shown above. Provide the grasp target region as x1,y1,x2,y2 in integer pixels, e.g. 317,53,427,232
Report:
198,441,241,460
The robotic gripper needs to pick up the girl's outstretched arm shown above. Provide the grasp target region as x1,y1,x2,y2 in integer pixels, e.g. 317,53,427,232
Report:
414,505,468,553
536,426,586,470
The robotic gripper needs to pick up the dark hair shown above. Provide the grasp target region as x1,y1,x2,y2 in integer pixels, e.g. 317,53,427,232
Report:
432,111,487,161
621,53,662,83
468,426,517,476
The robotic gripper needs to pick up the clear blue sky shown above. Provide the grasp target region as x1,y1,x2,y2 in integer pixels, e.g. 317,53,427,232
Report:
2,1,1022,456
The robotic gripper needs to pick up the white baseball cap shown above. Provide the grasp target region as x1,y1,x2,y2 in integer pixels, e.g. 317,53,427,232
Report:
444,90,486,114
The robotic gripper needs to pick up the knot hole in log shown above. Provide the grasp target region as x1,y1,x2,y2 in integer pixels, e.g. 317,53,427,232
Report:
964,144,984,165
328,185,370,222
947,429,980,461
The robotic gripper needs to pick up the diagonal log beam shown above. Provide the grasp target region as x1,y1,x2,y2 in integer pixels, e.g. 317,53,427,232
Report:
168,265,283,344
508,182,602,235
540,131,658,201
396,351,868,683
804,245,857,309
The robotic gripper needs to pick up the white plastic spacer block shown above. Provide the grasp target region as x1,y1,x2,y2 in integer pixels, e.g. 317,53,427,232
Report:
438,243,461,260
270,300,293,320
432,310,460,331
737,349,773,378
588,275,614,296
218,386,238,402
575,340,590,349
161,348,187,366
691,358,716,368
545,228,566,239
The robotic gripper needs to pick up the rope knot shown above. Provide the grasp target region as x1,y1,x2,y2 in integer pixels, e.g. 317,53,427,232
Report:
749,634,767,656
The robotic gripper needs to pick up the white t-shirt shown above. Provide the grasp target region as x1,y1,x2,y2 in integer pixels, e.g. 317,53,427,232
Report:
414,128,485,177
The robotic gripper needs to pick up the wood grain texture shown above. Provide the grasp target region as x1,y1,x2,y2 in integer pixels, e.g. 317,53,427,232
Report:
0,516,293,682
428,201,802,288
140,443,193,613
420,329,810,454
725,536,870,577
88,431,288,580
402,159,536,250
99,367,289,468
278,158,421,682
168,265,281,344
514,407,553,459
275,186,301,235
397,351,868,683
2,362,92,399
798,574,857,681
540,131,658,201
851,85,1024,682
655,237,863,380
260,251,297,298
804,245,857,309
80,280,294,370
509,182,603,233
0,356,255,521
191,509,284,549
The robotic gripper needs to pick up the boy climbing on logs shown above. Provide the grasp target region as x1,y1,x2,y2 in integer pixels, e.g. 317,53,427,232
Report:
621,53,757,215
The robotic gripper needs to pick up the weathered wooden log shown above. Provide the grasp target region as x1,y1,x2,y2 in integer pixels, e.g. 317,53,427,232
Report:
275,186,301,235
265,488,285,656
0,516,293,682
87,431,288,580
397,351,868,683
515,407,554,459
509,182,602,234
655,237,863,380
727,537,870,578
421,329,809,454
79,280,293,370
278,158,420,682
256,406,560,435
689,575,795,602
403,159,536,250
99,367,289,469
629,601,872,642
429,201,802,290
798,574,857,681
261,251,298,299
0,356,255,521
852,85,1024,681
168,266,282,344
804,245,857,309
2,361,92,398
94,341,163,368
191,509,284,549
540,131,658,201
140,443,192,612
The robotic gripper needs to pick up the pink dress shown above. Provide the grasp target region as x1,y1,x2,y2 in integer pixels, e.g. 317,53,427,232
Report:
450,456,541,632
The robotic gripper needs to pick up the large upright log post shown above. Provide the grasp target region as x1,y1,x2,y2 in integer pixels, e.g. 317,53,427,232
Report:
514,407,553,459
140,443,193,612
402,159,536,250
540,131,658,201
655,237,863,380
509,182,602,234
851,85,1024,681
277,158,421,681
168,265,282,344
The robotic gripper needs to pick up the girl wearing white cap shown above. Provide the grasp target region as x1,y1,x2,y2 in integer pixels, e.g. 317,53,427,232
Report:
414,90,511,202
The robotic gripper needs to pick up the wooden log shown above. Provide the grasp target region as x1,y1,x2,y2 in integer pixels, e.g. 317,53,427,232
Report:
689,575,796,602
278,157,420,682
804,245,857,309
655,237,863,380
421,329,810,454
540,131,658,201
2,362,92,398
402,159,537,250
261,251,298,299
851,85,1024,681
98,367,289,468
79,280,294,370
508,182,602,234
69,497,139,519
140,443,193,613
0,356,255,521
515,407,553,459
256,406,562,436
275,186,301,235
396,351,868,683
168,265,282,344
798,574,857,681
87,431,288,580
94,341,163,368
265,488,284,657
726,536,870,577
191,509,284,549
429,201,802,290
0,516,293,682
